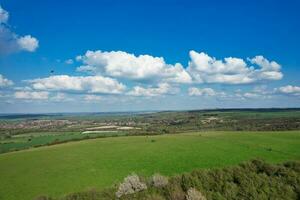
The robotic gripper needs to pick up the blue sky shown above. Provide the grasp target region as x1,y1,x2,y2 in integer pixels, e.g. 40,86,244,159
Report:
0,0,299,113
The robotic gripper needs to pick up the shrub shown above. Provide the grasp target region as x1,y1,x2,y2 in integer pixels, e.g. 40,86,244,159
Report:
167,185,185,200
163,184,185,200
116,173,147,198
186,188,206,200
152,174,168,188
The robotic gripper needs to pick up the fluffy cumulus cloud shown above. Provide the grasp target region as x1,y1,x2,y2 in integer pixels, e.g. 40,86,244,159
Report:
17,35,39,52
0,5,39,54
76,50,192,83
248,56,283,80
0,74,13,87
75,50,283,86
188,87,217,96
127,83,178,97
276,85,300,96
187,51,283,84
3,46,289,104
28,75,126,94
14,91,49,100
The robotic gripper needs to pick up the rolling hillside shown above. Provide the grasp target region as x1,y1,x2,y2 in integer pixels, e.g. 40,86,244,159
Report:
0,131,300,200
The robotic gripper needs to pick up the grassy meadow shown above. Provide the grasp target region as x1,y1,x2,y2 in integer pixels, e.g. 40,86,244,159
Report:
0,131,126,153
0,131,300,200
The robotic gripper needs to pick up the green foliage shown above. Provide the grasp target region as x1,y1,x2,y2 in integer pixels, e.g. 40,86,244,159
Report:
177,159,300,200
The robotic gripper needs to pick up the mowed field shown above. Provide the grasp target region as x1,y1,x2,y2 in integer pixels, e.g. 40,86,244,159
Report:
0,131,300,200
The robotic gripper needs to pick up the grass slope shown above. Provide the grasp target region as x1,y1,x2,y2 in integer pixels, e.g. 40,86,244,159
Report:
0,131,125,153
0,131,300,200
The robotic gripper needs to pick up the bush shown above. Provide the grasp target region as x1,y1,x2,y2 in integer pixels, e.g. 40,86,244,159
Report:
186,188,206,200
168,185,185,200
152,174,168,188
116,173,147,198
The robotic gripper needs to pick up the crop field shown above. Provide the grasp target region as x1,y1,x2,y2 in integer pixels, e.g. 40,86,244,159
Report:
0,131,299,200
0,131,126,153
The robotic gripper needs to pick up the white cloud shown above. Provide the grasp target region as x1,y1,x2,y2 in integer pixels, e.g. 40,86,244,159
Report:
252,85,273,96
0,5,39,54
76,50,192,83
0,74,13,87
51,93,74,102
242,92,261,99
14,91,49,100
52,93,65,101
276,85,300,96
28,75,126,94
17,35,39,52
74,50,283,85
84,95,102,101
0,5,9,24
13,86,32,91
249,55,281,71
127,83,178,97
65,59,74,64
188,86,274,100
76,65,96,73
187,51,283,84
13,89,74,102
249,56,283,81
234,86,273,100
188,87,217,96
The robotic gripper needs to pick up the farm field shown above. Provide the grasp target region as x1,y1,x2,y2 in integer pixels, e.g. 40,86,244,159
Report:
0,131,299,200
0,131,126,154
1,109,300,155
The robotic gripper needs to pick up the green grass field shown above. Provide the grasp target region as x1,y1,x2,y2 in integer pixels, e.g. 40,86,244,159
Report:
0,131,300,200
0,131,126,153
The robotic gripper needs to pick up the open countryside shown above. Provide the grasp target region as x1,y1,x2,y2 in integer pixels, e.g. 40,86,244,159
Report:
1,0,300,199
